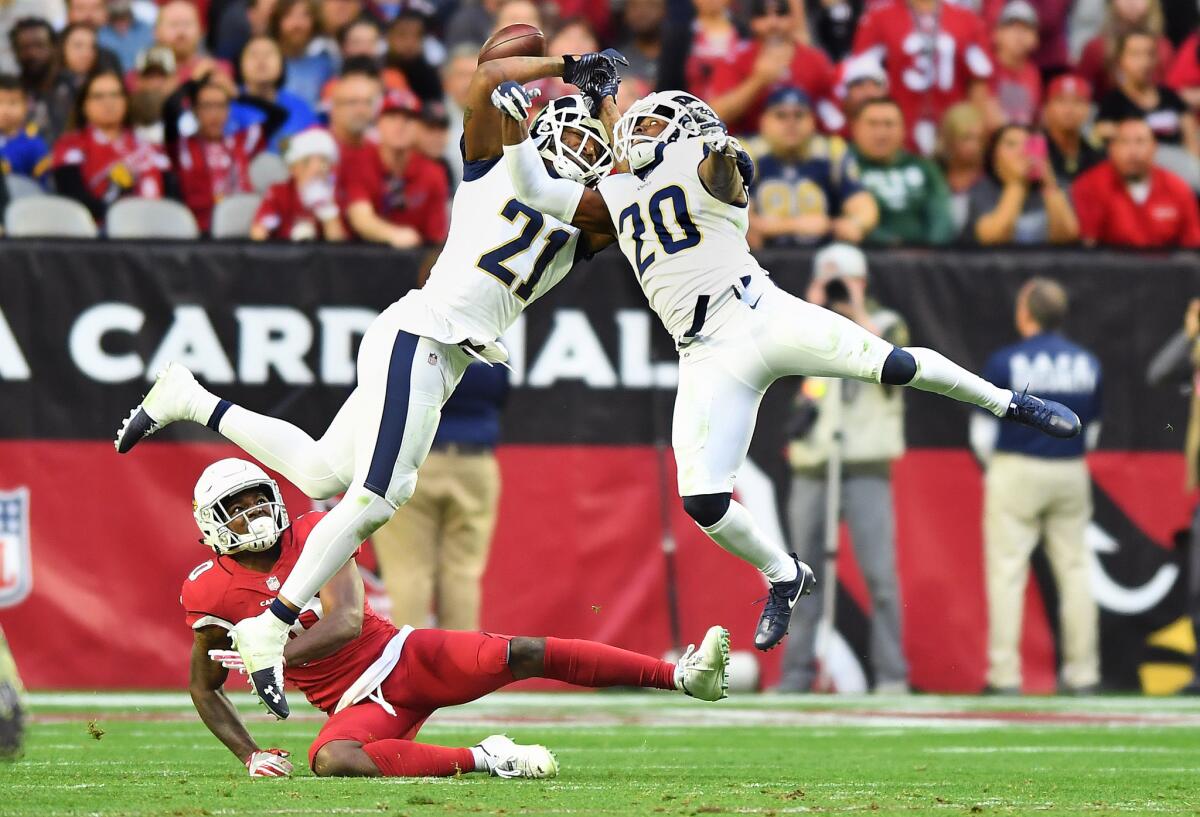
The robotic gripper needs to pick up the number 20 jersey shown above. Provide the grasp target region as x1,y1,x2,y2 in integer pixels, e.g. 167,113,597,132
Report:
401,154,584,343
597,137,767,343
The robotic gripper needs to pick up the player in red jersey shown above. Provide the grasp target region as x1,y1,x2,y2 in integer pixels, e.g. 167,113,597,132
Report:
851,0,994,155
184,459,731,778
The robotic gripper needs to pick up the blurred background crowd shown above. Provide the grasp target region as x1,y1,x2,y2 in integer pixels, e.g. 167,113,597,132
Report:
0,0,1198,246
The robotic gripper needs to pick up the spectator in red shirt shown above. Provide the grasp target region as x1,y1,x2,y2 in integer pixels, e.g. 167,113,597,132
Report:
163,70,287,232
328,67,382,203
1071,116,1200,248
251,126,347,241
708,0,841,136
659,0,748,102
342,88,449,248
50,68,167,223
1076,0,1173,98
989,1,1042,127
851,0,994,156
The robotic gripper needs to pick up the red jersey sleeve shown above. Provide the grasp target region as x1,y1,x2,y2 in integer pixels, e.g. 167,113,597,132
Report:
705,46,755,100
253,183,287,234
180,558,234,630
416,159,450,243
1071,166,1104,243
1168,33,1200,91
959,11,993,80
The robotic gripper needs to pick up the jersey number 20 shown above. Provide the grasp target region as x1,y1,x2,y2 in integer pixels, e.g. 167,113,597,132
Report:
477,198,573,302
618,185,701,277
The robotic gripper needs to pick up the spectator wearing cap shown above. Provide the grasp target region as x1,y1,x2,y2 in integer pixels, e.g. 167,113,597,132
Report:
127,45,177,145
851,0,993,156
98,0,155,72
617,0,664,93
341,89,448,247
154,0,234,83
251,126,347,240
1043,74,1104,186
836,55,887,131
1096,29,1199,157
383,10,442,104
164,70,287,232
980,0,1073,76
0,74,48,179
1072,116,1200,248
966,123,1079,245
707,0,841,136
748,86,877,247
269,0,338,107
777,243,910,694
972,278,1102,696
937,102,987,234
850,97,956,246
658,0,748,105
990,1,1042,127
50,68,168,224
440,43,476,189
227,35,318,153
11,18,76,144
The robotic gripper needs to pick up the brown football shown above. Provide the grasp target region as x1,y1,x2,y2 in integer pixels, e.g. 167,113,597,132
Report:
478,23,546,63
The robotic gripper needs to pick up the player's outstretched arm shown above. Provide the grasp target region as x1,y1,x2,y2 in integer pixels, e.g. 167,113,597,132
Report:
188,627,260,764
281,559,365,666
492,83,616,237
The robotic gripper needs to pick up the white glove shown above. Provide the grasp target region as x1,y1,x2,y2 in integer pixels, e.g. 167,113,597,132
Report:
490,81,541,121
209,649,246,673
246,748,293,778
299,176,339,222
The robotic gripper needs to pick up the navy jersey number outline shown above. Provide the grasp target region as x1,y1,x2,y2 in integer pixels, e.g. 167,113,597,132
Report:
477,198,573,302
617,185,701,277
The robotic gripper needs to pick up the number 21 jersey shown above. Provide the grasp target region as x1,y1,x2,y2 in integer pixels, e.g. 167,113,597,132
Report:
397,152,583,343
597,137,766,342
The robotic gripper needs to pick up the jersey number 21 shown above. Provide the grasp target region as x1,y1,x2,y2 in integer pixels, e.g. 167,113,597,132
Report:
618,185,701,277
476,198,573,302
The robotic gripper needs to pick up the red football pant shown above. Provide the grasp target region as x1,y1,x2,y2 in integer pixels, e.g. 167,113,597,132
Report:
309,629,676,776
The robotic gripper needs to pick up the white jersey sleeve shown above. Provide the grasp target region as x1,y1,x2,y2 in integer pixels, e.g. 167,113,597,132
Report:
391,152,583,344
597,137,766,342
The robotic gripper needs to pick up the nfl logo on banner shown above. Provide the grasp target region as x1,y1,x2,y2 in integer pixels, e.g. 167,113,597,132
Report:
0,488,32,608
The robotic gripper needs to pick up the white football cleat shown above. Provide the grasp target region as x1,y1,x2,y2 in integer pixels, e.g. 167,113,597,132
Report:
475,734,559,779
231,611,292,720
114,363,215,453
675,625,730,701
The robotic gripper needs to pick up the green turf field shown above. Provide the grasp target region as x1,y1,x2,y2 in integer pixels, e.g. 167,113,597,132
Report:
7,692,1200,817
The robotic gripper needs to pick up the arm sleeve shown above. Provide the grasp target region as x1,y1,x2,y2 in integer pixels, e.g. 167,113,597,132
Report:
503,138,586,223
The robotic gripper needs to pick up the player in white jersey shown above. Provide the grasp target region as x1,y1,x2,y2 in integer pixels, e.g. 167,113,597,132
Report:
111,51,625,718
494,85,1082,651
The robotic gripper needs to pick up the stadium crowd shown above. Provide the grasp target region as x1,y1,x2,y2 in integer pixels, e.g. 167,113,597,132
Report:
0,0,1199,246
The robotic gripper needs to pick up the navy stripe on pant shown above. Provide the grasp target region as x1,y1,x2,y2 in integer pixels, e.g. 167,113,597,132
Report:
364,330,421,498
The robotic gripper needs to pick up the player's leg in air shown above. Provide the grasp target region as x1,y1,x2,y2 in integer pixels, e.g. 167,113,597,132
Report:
305,627,731,778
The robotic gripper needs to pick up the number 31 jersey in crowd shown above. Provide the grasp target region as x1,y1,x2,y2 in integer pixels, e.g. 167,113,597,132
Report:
597,137,767,343
392,148,584,344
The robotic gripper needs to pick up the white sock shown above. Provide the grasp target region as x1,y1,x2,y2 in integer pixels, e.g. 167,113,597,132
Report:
470,746,494,774
217,406,346,499
701,500,798,584
276,486,394,607
673,664,685,691
905,347,1012,417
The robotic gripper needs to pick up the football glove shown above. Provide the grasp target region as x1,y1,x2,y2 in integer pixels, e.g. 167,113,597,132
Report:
490,81,541,121
246,748,293,778
562,49,628,101
209,649,247,673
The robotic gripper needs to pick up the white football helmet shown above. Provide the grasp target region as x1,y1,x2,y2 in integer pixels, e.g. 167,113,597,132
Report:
530,95,614,187
193,458,289,556
614,90,718,170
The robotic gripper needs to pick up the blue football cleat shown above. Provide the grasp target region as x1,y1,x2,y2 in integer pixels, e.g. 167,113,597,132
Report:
1005,392,1082,439
754,555,815,652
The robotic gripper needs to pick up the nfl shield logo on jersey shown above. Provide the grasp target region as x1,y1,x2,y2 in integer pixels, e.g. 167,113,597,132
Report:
0,489,32,608
266,576,280,592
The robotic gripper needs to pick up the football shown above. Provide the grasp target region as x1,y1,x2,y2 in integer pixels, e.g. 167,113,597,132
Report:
478,23,546,63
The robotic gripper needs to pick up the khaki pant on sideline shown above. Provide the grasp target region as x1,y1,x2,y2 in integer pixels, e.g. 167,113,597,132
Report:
371,449,501,630
984,453,1098,690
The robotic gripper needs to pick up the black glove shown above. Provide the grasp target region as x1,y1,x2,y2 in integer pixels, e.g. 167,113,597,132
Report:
562,48,628,102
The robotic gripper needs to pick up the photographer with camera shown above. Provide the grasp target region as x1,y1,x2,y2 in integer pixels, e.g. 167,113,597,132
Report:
777,244,910,694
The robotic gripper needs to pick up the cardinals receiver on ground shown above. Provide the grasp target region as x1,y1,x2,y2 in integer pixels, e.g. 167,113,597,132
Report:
183,459,731,778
